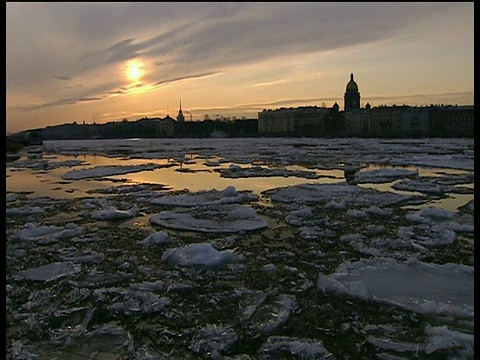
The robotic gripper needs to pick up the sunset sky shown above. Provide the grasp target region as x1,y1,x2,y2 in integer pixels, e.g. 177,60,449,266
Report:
6,2,474,134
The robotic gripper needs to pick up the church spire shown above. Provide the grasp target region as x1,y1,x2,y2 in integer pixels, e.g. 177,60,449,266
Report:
177,97,185,123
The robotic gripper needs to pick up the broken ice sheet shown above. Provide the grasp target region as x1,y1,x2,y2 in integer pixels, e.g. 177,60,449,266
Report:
93,287,169,315
137,231,173,247
150,204,268,233
14,222,84,243
190,323,238,356
62,163,161,180
6,206,45,217
352,167,419,184
151,185,258,206
258,336,331,359
91,206,139,220
267,182,417,207
21,262,81,282
318,257,473,318
162,243,238,269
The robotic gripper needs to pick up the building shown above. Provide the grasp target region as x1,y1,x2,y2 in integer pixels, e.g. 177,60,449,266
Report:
344,103,371,135
344,73,361,111
402,107,430,135
258,106,332,135
159,115,176,137
369,105,408,136
429,105,474,137
176,98,185,136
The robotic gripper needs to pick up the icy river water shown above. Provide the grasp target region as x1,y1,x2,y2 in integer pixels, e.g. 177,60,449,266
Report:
6,137,474,359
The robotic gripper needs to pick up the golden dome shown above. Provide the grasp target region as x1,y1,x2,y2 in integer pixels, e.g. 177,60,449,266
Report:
346,73,358,92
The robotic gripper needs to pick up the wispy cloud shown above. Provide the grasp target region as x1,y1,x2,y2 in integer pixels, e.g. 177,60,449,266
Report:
53,75,71,81
253,79,293,87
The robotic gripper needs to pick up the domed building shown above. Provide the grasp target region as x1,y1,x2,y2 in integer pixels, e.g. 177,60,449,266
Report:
344,73,360,111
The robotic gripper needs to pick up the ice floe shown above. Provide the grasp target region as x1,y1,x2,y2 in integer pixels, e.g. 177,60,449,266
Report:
6,206,45,216
91,206,139,220
150,204,268,233
93,286,169,315
267,182,416,207
14,222,84,243
162,243,237,269
137,231,173,247
393,173,474,195
191,323,238,356
215,164,321,179
151,186,258,206
21,261,81,282
258,336,331,359
352,167,418,184
405,206,456,223
317,257,474,318
62,164,161,180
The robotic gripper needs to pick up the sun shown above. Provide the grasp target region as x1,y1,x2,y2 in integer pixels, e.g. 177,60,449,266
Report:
126,61,143,81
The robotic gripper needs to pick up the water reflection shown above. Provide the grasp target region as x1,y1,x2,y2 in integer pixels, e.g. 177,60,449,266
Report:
6,152,474,212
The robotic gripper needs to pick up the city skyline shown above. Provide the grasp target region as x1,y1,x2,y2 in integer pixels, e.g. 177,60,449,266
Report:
6,2,474,134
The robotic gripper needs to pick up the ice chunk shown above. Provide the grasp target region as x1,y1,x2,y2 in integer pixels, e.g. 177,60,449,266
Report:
162,243,236,269
286,207,314,226
151,186,258,207
346,209,367,218
269,183,413,207
62,164,160,180
258,336,331,359
91,206,139,220
191,323,238,356
137,231,172,247
6,206,45,216
424,324,474,357
318,257,473,318
353,168,418,184
150,205,268,233
23,262,81,282
14,222,84,243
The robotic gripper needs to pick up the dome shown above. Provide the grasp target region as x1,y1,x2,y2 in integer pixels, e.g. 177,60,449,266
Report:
346,73,358,92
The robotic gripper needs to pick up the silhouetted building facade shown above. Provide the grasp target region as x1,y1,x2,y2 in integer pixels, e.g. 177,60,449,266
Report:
258,106,333,135
402,106,430,134
345,105,370,135
429,105,474,137
369,105,406,135
344,73,360,111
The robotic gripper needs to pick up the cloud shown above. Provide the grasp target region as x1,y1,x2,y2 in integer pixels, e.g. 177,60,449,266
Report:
152,71,222,87
8,3,457,94
6,2,472,132
253,79,293,87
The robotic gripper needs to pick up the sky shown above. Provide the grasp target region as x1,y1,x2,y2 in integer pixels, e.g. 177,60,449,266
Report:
6,2,474,134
